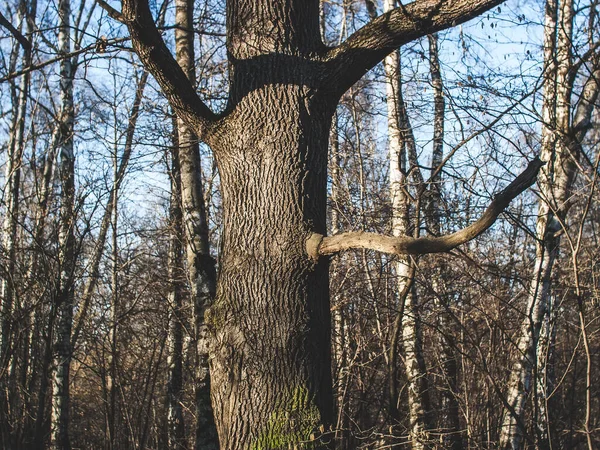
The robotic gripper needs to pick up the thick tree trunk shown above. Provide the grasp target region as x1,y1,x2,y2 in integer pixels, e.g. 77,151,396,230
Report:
117,0,527,447
207,82,335,449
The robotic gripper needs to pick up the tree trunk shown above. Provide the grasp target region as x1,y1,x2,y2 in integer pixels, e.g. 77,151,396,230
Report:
118,0,530,447
0,2,35,447
384,35,431,450
328,111,350,449
426,33,462,450
50,0,76,447
173,0,219,446
0,0,34,401
106,141,120,450
207,80,335,448
167,120,186,450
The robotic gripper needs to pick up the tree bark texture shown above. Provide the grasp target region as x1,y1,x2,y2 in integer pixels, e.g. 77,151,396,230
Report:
208,82,335,449
204,4,335,449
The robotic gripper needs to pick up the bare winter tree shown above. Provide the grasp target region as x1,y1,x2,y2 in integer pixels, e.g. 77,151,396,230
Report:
90,0,546,447
500,0,600,447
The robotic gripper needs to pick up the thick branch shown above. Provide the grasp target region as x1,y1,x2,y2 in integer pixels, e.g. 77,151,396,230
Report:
96,0,124,22
323,0,504,96
118,0,216,133
0,11,31,51
316,157,543,257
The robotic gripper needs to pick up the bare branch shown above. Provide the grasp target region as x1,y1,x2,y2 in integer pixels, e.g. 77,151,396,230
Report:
572,64,600,139
0,37,129,83
95,0,124,22
313,157,543,257
322,0,505,96
0,11,31,51
120,0,216,132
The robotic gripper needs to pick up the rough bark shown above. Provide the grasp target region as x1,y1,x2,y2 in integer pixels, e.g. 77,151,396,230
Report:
208,86,334,450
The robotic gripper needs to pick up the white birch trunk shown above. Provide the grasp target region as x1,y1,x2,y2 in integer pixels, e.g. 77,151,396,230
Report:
382,1,430,446
0,0,34,374
499,0,578,448
50,0,76,447
0,3,35,447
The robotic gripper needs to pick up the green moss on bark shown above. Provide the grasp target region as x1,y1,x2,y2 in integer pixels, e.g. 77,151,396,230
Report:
251,386,322,450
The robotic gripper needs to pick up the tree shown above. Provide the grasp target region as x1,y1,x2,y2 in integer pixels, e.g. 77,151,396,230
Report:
90,0,547,447
172,0,219,445
500,0,600,447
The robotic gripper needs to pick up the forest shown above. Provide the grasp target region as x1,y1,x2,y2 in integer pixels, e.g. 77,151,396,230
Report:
0,0,599,448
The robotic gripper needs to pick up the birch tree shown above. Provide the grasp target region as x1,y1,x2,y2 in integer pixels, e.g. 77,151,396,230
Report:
50,0,77,446
499,0,600,447
0,1,35,446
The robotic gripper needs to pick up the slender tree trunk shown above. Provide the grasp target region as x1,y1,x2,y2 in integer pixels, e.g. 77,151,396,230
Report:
172,0,219,447
382,24,432,449
167,120,187,450
0,0,34,406
50,0,76,447
328,111,350,449
426,33,462,450
106,142,120,450
0,2,35,447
